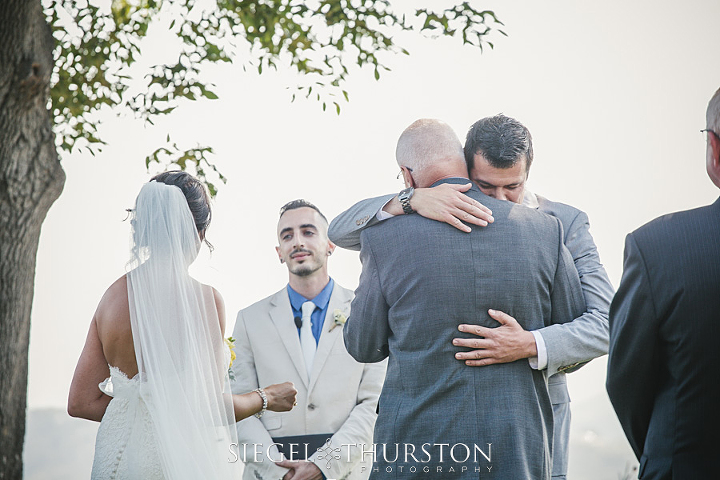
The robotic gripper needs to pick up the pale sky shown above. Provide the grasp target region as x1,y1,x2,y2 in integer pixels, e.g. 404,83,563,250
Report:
27,0,720,475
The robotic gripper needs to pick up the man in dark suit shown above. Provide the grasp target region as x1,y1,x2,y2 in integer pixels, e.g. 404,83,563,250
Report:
606,87,720,479
343,119,586,479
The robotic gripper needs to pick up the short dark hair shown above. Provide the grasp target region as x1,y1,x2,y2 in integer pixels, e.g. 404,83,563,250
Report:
151,171,212,247
464,115,534,173
279,199,328,224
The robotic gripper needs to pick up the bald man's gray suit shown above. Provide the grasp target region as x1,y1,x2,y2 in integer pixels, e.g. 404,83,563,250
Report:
343,179,586,479
329,189,613,478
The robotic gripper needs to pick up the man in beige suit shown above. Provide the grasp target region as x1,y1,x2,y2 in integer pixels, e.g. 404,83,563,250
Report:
231,199,386,480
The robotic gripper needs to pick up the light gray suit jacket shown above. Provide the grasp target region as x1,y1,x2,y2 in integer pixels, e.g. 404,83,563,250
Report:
231,283,386,480
329,189,613,477
343,179,586,479
524,191,613,478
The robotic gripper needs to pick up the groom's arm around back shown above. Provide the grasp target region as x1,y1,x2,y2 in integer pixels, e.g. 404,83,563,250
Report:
549,216,587,327
329,194,396,250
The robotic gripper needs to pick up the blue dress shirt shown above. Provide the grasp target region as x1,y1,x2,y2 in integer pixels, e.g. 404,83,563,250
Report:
287,278,335,345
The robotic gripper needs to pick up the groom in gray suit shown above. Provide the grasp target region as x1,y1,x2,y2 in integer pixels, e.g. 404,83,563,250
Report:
330,115,613,479
343,119,586,479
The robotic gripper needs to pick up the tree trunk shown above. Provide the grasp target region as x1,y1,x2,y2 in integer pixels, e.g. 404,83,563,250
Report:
0,1,65,478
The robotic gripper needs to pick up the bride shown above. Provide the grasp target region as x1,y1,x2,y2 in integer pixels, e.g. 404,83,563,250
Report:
68,171,297,479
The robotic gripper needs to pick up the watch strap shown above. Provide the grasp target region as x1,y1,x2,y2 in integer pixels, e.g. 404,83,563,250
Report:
398,187,415,214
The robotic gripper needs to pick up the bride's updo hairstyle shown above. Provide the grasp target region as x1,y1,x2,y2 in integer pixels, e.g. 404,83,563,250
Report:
151,171,213,249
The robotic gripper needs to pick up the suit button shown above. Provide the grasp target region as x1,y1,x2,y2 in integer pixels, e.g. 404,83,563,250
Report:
307,403,316,410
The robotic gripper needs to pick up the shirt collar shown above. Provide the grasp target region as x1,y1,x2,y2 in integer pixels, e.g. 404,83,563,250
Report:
430,177,476,189
522,189,539,209
287,278,335,312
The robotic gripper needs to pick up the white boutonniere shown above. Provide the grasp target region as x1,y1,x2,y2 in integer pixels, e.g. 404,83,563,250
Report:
329,309,348,332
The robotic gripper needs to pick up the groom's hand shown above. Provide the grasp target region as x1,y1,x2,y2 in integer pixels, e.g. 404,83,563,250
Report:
453,309,537,366
383,183,494,232
276,459,324,480
412,183,494,232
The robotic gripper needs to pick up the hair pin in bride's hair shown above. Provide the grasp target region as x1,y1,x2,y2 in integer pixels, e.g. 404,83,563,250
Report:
123,208,134,222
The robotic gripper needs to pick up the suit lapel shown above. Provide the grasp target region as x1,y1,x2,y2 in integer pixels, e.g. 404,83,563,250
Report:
268,289,309,388
308,286,352,393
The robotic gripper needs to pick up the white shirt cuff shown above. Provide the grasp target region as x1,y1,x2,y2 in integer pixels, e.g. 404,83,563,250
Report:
376,198,396,221
528,330,548,370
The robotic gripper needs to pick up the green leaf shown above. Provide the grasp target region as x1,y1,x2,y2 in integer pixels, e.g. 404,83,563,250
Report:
46,0,503,197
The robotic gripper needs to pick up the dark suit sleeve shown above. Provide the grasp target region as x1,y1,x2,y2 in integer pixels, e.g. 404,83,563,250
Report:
343,235,391,363
606,233,661,459
549,217,587,327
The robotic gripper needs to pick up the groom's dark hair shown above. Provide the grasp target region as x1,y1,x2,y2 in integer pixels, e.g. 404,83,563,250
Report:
279,199,328,224
464,114,534,174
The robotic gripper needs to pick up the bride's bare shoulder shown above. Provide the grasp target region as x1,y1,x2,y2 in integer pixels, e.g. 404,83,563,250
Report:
95,275,130,324
199,283,226,332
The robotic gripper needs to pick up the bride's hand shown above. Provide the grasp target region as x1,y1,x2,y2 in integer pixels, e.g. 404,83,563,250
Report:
264,382,297,412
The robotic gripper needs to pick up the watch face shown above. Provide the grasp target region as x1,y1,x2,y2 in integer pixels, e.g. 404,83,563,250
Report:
399,187,415,214
399,187,413,201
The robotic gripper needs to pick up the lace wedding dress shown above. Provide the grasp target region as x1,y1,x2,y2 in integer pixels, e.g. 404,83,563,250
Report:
91,366,164,479
89,181,239,479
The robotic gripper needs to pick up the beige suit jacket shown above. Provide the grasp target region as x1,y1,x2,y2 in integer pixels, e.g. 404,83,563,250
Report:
231,283,386,480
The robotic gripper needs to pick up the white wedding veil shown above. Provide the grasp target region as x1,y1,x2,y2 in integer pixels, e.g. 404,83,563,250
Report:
126,180,238,478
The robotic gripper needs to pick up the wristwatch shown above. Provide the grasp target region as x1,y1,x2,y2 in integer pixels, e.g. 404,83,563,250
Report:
398,187,415,215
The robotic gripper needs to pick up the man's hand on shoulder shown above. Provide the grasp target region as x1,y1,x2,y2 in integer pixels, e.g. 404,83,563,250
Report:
411,183,494,232
276,459,324,480
453,309,537,366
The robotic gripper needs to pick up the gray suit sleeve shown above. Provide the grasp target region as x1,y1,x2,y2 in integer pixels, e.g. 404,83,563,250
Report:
606,233,660,459
537,210,613,376
343,235,391,363
549,217,586,329
328,194,396,250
